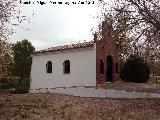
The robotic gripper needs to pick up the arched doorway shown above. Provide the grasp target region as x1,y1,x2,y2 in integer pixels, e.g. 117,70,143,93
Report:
106,55,113,82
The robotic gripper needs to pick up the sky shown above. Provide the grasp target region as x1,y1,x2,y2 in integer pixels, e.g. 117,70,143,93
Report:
9,0,108,51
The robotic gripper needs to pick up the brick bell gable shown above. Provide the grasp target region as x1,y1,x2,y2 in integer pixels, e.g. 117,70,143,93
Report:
96,20,120,84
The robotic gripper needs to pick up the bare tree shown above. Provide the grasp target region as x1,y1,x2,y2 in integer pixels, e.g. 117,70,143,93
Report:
0,0,27,78
97,0,160,75
94,1,135,59
0,0,27,40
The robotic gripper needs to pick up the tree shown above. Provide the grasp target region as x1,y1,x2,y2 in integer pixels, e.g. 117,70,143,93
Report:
95,1,136,59
97,0,160,75
0,40,13,78
0,0,27,40
120,55,150,83
12,39,35,78
97,0,160,44
0,0,29,78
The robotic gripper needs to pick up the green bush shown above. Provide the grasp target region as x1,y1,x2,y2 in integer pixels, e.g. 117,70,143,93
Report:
10,85,29,94
120,55,150,83
0,76,30,94
0,77,21,89
10,77,30,94
0,78,9,89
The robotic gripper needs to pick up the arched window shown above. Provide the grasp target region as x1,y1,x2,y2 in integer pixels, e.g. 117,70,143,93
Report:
46,61,52,73
100,59,104,74
115,63,118,74
63,60,70,74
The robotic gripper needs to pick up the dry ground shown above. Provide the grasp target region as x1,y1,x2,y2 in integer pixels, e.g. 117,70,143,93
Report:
0,93,160,120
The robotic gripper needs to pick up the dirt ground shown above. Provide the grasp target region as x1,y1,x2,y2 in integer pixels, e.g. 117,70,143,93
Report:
0,89,10,95
0,93,160,120
100,82,160,93
1,83,160,120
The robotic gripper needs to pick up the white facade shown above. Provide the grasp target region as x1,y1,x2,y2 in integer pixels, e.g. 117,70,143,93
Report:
30,47,96,89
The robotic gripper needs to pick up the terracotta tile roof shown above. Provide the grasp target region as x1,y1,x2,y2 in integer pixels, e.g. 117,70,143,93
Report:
34,40,95,54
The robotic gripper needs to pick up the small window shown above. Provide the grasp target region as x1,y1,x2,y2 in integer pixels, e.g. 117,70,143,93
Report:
115,63,118,74
100,59,104,74
46,61,52,73
63,60,70,74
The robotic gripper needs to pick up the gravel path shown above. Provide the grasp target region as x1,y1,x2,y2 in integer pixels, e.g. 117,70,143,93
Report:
30,87,160,98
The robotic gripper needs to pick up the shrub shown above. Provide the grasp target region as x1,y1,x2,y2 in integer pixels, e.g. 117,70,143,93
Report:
10,77,30,94
0,76,21,89
10,85,29,94
120,55,150,83
0,78,9,89
0,76,30,93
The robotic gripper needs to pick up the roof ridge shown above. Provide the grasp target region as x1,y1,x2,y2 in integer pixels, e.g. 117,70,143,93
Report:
34,40,95,54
